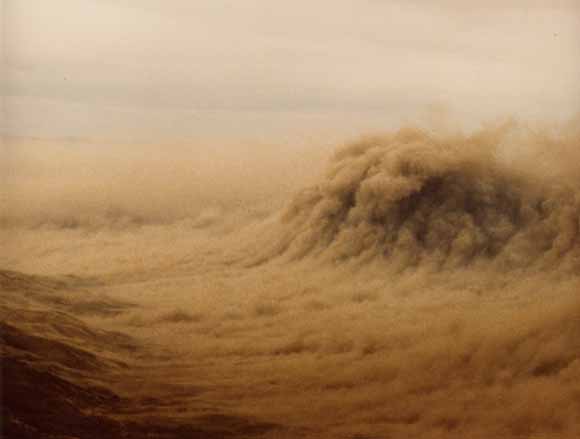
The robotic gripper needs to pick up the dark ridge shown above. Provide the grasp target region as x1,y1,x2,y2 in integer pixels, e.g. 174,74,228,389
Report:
0,268,282,438
1,322,109,372
2,356,280,439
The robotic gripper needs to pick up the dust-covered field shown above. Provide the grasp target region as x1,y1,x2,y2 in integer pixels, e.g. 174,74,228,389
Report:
2,122,580,438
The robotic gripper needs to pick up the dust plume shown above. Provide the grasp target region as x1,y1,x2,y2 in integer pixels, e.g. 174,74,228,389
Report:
2,120,580,439
255,122,580,274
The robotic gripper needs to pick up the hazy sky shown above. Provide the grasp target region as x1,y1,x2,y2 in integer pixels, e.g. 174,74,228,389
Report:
2,0,580,142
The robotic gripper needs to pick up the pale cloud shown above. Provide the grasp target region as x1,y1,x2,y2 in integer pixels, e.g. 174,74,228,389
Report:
2,0,579,140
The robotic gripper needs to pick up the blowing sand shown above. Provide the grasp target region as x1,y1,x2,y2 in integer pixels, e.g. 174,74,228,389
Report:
2,121,580,438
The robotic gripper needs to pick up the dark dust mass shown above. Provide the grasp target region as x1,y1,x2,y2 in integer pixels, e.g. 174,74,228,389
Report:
2,123,580,438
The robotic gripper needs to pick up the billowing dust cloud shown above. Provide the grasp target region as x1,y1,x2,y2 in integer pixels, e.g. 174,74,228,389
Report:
2,121,580,439
259,122,580,273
